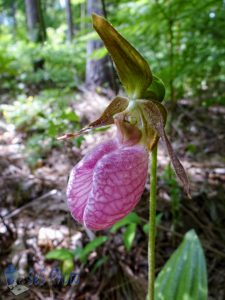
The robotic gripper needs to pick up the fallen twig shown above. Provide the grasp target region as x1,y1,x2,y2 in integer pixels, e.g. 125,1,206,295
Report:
3,189,58,220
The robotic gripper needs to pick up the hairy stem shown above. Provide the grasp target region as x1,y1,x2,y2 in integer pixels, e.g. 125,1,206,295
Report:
148,144,158,300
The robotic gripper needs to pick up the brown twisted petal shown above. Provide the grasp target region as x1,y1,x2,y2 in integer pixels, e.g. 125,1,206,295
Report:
89,96,129,128
141,99,191,198
57,96,128,140
138,99,167,151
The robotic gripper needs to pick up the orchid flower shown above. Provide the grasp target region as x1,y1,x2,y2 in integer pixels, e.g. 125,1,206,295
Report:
59,14,190,231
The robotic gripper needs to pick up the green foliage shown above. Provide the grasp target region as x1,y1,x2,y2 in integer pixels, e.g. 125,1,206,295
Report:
0,29,86,90
46,248,74,261
186,144,197,155
109,0,225,104
45,236,108,278
46,236,108,265
61,258,75,283
111,212,164,249
45,248,75,284
0,0,224,106
74,236,108,264
155,230,208,300
123,223,137,251
111,212,141,251
0,89,81,166
110,212,141,233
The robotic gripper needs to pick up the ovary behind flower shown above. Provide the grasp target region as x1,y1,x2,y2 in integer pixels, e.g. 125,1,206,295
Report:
67,138,148,231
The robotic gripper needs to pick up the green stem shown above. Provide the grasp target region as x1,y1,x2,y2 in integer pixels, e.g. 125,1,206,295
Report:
148,144,158,300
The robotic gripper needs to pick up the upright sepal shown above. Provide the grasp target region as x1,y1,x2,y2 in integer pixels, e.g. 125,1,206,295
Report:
92,14,152,98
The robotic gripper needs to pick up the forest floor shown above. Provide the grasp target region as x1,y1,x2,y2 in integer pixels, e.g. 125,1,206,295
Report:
0,90,225,300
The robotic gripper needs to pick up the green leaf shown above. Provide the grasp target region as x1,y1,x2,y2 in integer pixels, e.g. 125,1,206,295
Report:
92,14,152,98
155,230,208,300
62,259,74,284
110,212,141,233
45,248,74,261
74,236,108,264
123,223,137,251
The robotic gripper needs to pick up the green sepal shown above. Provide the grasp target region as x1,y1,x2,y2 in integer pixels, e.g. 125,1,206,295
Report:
143,75,165,102
92,14,152,99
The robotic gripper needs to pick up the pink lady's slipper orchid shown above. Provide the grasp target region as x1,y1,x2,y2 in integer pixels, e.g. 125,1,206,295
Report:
59,15,190,231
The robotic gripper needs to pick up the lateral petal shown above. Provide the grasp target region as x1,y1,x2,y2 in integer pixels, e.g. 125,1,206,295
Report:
57,96,128,140
142,100,191,198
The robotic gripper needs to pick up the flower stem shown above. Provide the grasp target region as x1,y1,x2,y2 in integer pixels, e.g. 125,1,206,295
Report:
148,144,158,300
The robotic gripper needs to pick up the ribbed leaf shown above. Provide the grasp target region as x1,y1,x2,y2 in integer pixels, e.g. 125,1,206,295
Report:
92,14,152,98
155,230,208,300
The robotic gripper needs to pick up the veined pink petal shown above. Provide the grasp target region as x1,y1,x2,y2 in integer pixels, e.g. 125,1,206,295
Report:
67,140,118,224
84,144,148,230
67,138,149,231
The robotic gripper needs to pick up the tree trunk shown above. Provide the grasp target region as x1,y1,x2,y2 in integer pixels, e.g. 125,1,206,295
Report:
65,0,74,42
25,0,46,43
11,2,17,34
85,0,117,92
